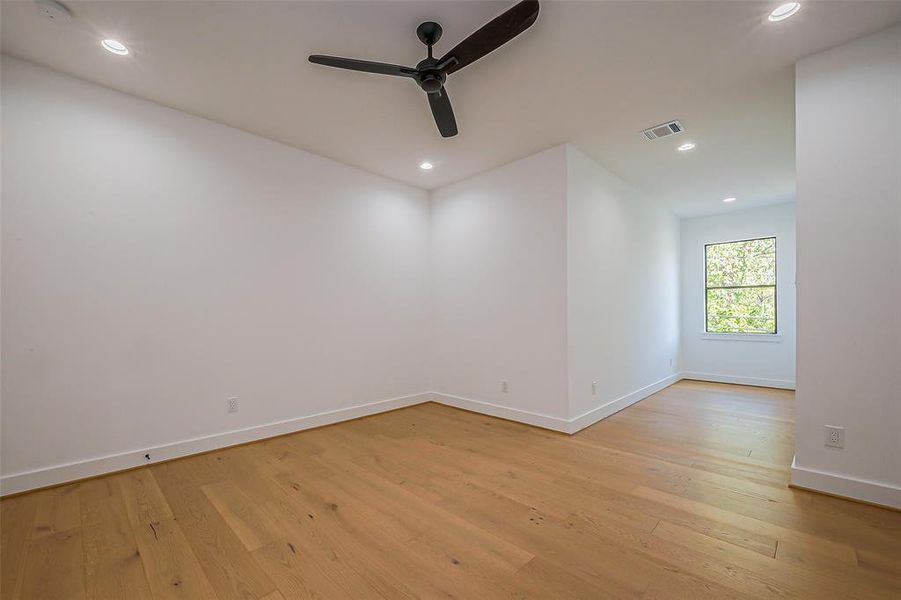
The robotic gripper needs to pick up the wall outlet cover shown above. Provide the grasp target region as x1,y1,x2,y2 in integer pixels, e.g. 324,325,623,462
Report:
825,425,844,448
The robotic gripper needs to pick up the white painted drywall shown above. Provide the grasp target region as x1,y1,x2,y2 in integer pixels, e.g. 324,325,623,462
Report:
429,144,681,427
794,25,901,507
1,57,431,484
565,145,680,421
429,146,570,421
680,203,796,389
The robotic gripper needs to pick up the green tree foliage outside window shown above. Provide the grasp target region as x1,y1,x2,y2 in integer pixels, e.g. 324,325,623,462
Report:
705,237,776,334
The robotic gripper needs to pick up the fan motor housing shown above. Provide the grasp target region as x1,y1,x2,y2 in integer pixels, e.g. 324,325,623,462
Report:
415,58,446,93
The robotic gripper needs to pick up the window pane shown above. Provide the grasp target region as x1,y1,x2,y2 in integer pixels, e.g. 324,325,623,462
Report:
706,287,776,334
706,238,776,287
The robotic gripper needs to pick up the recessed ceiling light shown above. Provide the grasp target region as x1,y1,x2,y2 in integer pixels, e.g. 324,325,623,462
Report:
677,142,696,152
419,162,433,170
101,39,129,56
723,197,737,203
768,2,801,22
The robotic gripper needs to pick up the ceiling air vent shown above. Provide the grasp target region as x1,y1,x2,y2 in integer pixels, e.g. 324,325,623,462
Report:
641,120,684,141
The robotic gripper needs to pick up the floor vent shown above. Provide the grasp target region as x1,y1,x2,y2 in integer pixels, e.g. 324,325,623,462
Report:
641,120,684,141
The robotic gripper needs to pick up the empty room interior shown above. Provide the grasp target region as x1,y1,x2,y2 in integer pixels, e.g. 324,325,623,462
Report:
1,1,900,598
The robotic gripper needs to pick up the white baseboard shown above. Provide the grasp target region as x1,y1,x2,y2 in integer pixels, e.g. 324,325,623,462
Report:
680,371,795,390
790,456,901,510
429,392,571,433
0,372,794,496
0,392,431,497
432,373,682,435
567,373,682,434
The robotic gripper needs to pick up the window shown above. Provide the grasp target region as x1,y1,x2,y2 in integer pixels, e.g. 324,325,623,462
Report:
705,237,776,334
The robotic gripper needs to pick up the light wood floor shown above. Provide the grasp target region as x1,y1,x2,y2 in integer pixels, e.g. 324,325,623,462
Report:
2,381,900,599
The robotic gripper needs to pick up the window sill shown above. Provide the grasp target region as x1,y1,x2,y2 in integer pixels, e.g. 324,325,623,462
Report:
700,333,783,343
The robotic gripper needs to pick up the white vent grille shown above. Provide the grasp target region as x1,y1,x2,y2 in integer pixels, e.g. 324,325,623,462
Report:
641,120,684,141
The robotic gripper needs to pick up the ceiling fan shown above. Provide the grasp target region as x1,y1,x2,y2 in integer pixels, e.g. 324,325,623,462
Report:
308,0,540,138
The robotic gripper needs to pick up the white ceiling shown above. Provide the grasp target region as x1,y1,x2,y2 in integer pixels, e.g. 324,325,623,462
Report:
3,1,900,216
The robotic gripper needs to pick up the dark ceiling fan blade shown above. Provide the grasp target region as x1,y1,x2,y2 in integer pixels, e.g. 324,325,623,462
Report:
309,55,418,78
427,89,458,138
437,0,539,75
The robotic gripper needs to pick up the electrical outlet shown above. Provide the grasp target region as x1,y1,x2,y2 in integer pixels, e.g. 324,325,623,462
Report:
669,357,674,368
825,425,844,448
227,397,239,413
501,380,509,393
591,381,598,395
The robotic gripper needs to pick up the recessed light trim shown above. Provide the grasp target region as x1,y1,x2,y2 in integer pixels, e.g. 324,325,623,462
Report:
419,162,433,170
722,197,737,203
768,2,801,22
101,39,129,56
677,142,696,152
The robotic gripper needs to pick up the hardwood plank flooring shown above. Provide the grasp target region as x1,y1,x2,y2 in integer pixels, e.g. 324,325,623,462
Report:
3,380,900,599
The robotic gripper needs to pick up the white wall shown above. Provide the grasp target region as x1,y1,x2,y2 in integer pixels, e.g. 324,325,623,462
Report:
565,146,680,426
1,57,432,492
429,146,570,426
2,64,680,489
793,25,901,508
680,203,796,389
429,144,681,431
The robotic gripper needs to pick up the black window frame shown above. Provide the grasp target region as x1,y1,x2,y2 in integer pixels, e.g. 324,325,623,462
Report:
704,236,778,335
